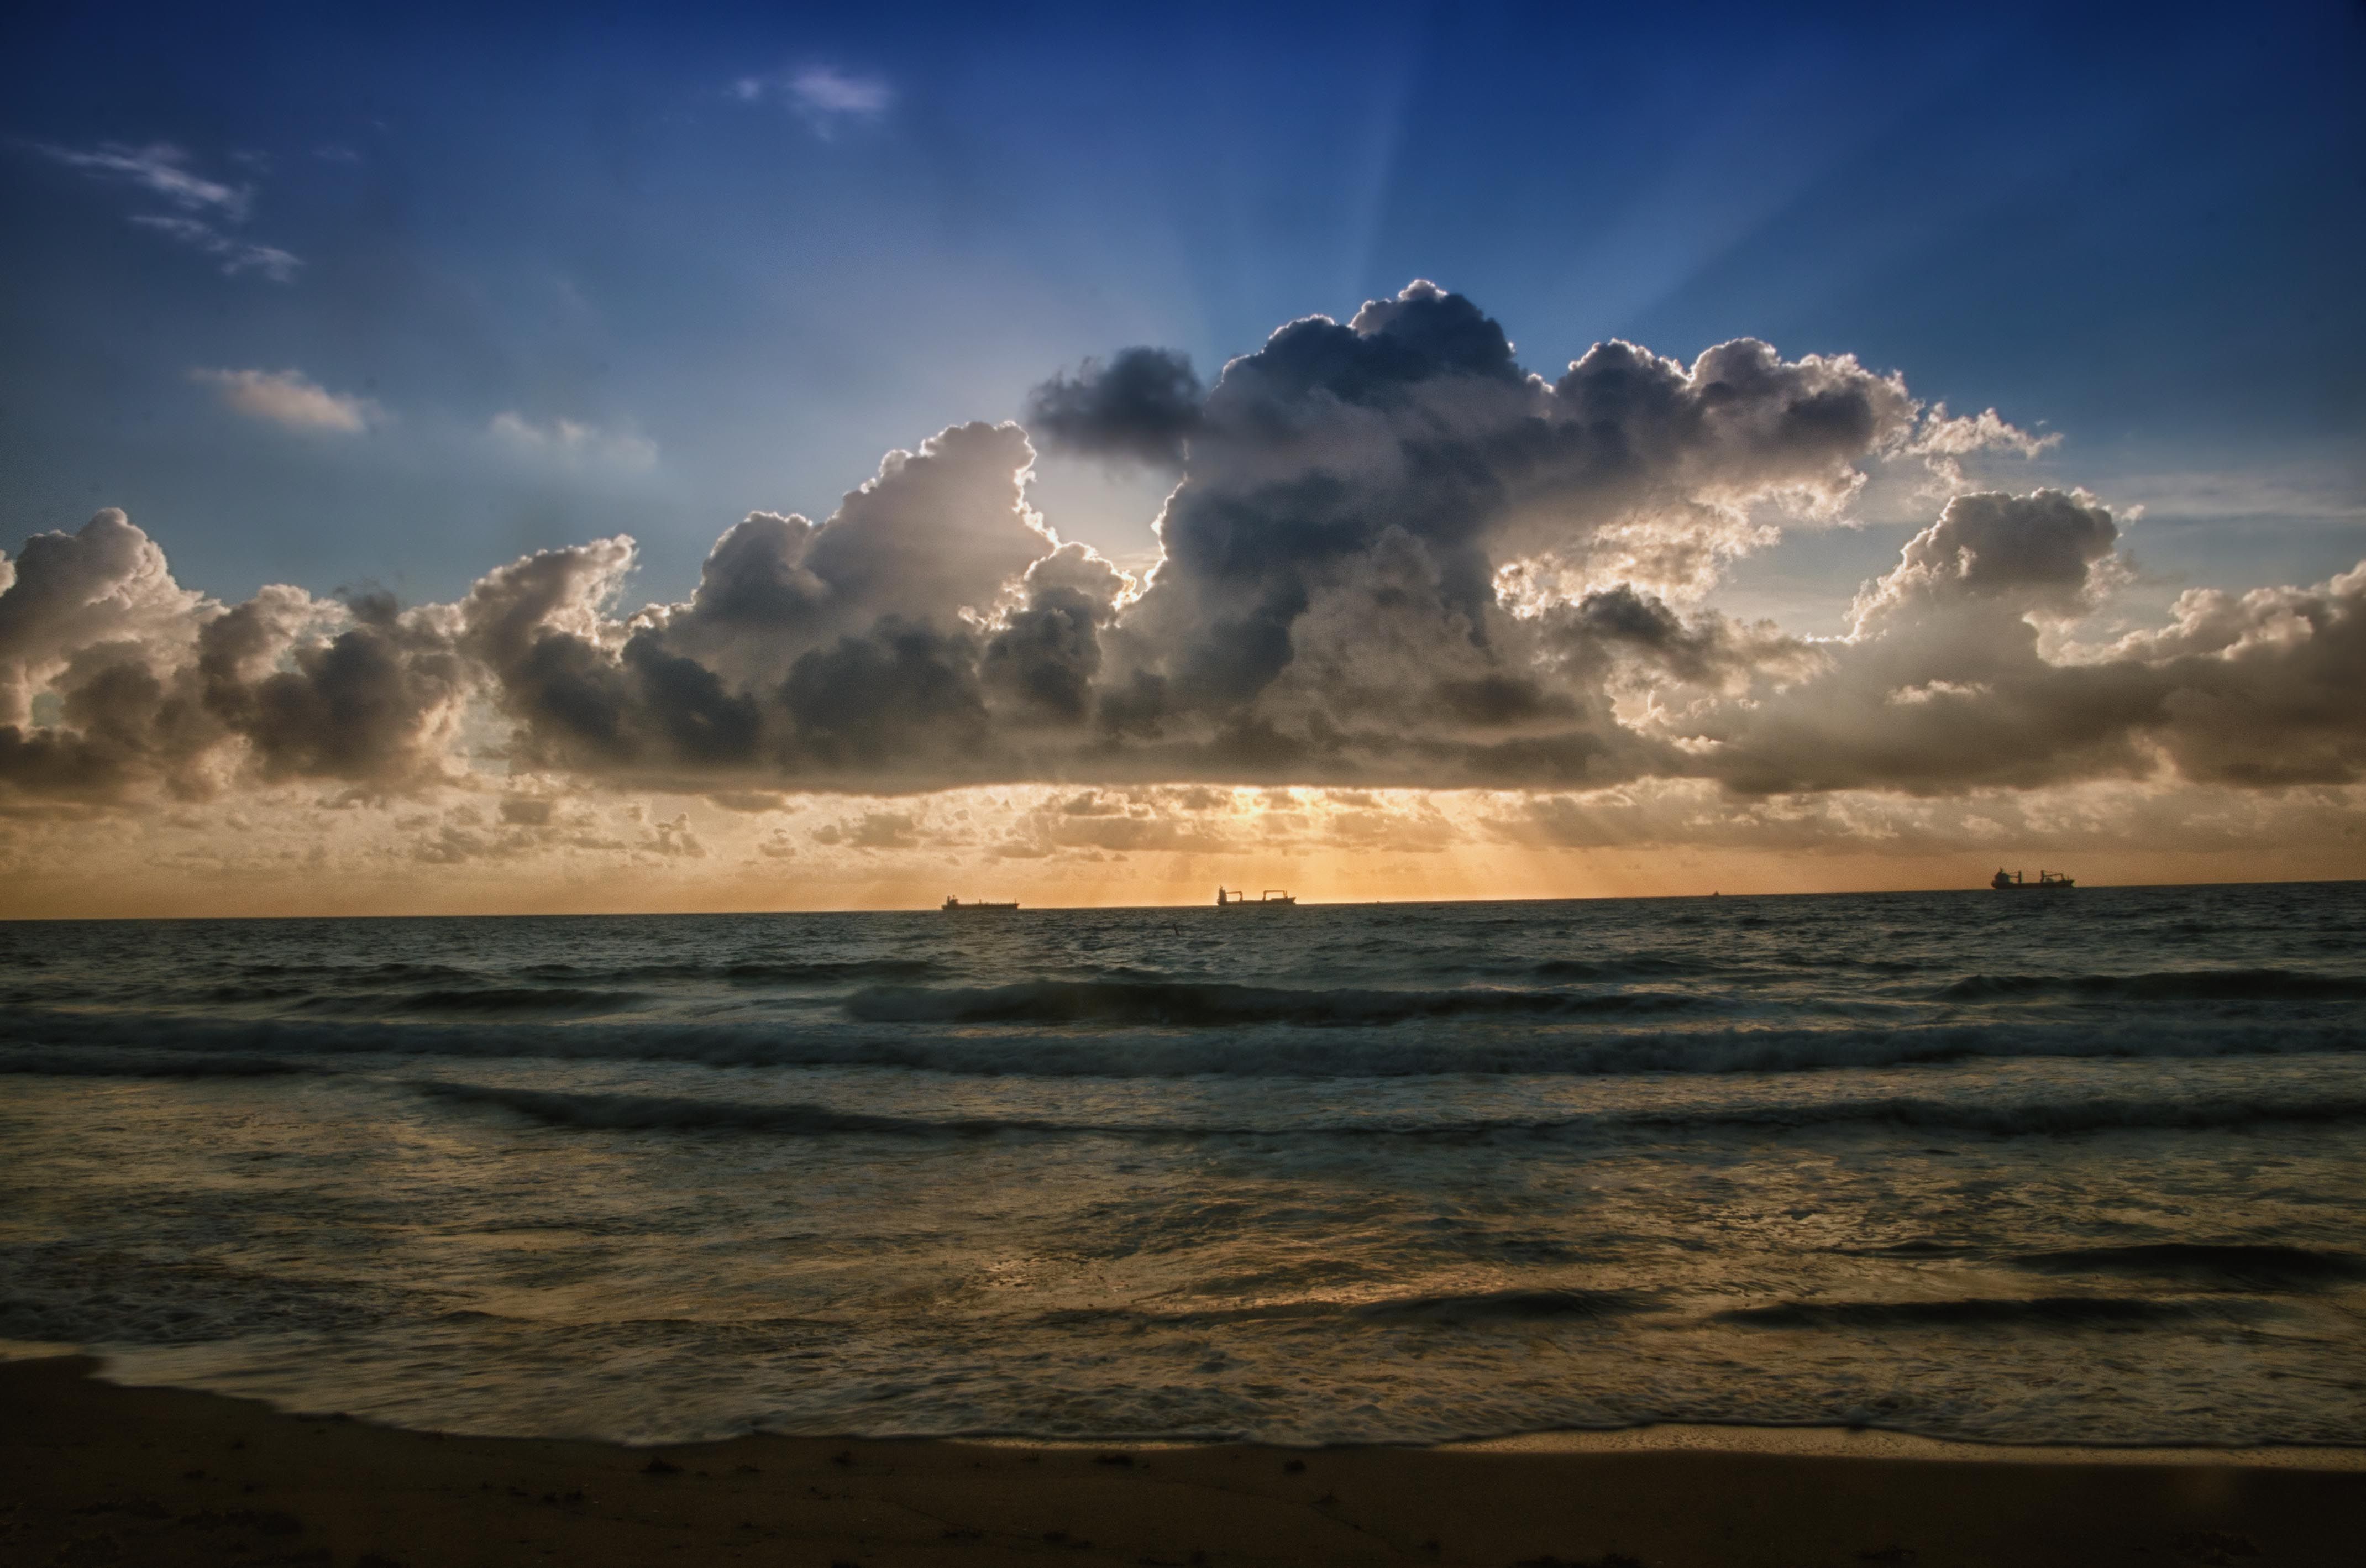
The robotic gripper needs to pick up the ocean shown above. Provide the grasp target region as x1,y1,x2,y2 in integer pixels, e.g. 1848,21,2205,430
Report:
4,883,2364,1449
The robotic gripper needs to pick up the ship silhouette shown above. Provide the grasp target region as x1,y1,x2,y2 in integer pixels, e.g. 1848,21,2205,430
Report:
1215,887,1295,907
1990,869,2074,890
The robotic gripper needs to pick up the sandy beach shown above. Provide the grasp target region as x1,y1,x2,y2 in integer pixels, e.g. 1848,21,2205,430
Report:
5,1356,2360,1567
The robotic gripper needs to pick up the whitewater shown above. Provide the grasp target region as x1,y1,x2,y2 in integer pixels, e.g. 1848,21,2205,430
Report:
4,882,2364,1448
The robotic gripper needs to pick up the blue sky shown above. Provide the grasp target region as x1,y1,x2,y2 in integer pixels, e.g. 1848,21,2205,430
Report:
3,0,2361,616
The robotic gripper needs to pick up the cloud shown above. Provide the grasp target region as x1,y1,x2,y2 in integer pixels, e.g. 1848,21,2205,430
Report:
1025,348,1206,469
1663,492,2366,795
790,66,891,117
128,216,303,281
813,809,921,851
1856,489,2118,620
35,141,249,218
191,368,382,432
488,412,658,470
0,511,467,803
1902,403,2059,489
3,284,2362,829
36,139,302,281
732,65,892,137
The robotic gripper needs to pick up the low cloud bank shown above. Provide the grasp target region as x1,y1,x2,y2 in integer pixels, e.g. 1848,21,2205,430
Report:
4,284,2361,814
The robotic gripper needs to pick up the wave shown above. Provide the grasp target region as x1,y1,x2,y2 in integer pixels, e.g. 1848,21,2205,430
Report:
4,1008,2363,1079
1716,1296,2265,1330
844,979,1706,1027
1036,1288,1654,1330
0,1048,311,1078
1938,968,2366,1004
408,1079,2366,1143
240,957,937,989
413,1081,1066,1137
2011,1244,2366,1288
518,958,940,986
241,961,482,984
1526,956,1715,982
1349,1288,1648,1322
296,987,649,1016
1634,1093,2366,1136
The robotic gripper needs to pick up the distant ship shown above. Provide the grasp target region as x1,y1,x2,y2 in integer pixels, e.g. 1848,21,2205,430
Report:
942,896,1019,911
1990,869,2074,890
1215,887,1295,907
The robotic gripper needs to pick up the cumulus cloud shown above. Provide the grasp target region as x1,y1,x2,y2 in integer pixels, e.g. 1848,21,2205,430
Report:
3,284,2361,828
1026,348,1206,469
0,511,468,803
191,368,382,432
1663,491,2366,795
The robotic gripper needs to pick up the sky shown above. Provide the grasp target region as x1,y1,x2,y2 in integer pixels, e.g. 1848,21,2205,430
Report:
1,1,2362,916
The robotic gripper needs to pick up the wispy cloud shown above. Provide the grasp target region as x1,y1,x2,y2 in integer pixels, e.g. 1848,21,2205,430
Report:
489,412,658,470
34,138,303,282
191,368,382,432
35,140,250,218
135,217,303,282
730,64,892,138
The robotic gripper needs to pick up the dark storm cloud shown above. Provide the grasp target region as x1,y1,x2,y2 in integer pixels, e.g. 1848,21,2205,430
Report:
202,588,469,782
1024,348,1206,469
4,285,2362,807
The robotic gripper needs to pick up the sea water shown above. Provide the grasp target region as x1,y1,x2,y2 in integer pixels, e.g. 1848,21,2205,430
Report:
4,883,2363,1447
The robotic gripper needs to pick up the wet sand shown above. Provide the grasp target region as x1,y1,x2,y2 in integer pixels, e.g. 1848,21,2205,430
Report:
4,1356,2361,1567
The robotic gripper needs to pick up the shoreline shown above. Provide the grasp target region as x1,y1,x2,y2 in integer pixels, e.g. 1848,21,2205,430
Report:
28,1339,2363,1468
8,1356,2362,1566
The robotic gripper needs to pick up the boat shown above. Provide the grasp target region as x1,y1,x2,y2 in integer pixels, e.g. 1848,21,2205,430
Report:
1215,887,1295,907
942,896,1019,911
1990,869,2074,890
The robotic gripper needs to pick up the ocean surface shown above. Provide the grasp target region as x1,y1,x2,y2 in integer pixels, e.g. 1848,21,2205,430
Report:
4,883,2364,1449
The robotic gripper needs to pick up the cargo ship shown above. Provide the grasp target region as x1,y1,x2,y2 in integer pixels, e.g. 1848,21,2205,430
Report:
942,897,1019,911
1215,887,1295,907
1990,869,2074,890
